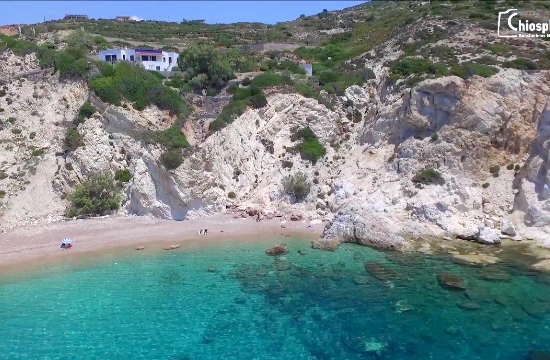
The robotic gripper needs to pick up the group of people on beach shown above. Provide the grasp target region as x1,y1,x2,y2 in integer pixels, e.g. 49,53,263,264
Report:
198,228,208,235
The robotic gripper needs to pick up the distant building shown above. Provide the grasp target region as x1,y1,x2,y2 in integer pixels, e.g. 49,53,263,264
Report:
63,14,89,20
98,48,179,72
115,16,132,22
301,64,313,77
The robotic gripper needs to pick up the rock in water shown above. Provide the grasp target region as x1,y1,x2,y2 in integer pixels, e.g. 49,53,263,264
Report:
500,218,517,236
437,273,467,291
476,226,502,244
275,261,292,271
456,300,481,310
528,350,550,360
365,262,398,281
265,245,289,256
341,333,385,355
207,267,217,273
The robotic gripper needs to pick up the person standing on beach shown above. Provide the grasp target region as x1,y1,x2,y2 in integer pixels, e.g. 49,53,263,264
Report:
204,228,208,235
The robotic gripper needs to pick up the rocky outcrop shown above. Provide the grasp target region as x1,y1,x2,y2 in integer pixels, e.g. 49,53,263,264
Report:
313,205,411,250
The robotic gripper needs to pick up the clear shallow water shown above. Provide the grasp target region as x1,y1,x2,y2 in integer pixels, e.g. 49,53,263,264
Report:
1,239,550,359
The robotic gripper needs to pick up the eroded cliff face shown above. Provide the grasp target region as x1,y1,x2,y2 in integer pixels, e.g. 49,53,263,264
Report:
2,49,550,251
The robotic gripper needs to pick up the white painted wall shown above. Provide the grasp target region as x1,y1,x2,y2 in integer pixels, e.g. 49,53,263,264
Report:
98,49,179,71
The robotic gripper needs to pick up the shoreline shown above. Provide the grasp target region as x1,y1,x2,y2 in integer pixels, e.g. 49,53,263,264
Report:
0,214,325,275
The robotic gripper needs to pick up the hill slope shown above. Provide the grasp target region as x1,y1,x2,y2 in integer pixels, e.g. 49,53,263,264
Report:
1,0,550,256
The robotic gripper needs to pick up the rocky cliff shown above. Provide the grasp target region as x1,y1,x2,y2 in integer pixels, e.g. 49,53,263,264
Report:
1,48,550,252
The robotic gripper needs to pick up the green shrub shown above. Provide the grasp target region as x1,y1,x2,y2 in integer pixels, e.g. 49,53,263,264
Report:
160,149,183,170
506,163,514,170
482,182,490,189
64,128,84,152
152,121,189,149
502,58,539,71
294,127,326,164
177,45,236,94
431,133,439,142
294,83,317,99
31,149,44,157
451,63,499,79
391,58,436,77
66,171,122,218
78,101,96,119
6,117,16,124
489,165,500,174
11,128,21,134
250,93,268,109
228,191,237,199
0,190,5,198
0,89,6,97
514,164,520,172
241,77,252,86
282,172,311,201
251,72,292,88
412,168,445,185
114,169,132,183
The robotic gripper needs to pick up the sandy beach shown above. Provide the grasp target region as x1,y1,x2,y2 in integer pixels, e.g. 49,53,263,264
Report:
0,214,326,272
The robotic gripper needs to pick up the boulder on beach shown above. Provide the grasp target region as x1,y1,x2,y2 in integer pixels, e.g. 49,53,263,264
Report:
163,244,181,250
135,246,145,250
500,218,517,237
476,226,502,244
437,273,467,291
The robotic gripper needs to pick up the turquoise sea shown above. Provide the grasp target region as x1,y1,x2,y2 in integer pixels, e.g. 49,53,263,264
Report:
0,237,550,359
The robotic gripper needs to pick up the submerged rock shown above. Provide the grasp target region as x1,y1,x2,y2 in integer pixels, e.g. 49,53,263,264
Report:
275,261,292,271
528,350,550,360
479,270,511,282
394,300,414,313
456,300,481,310
341,333,386,355
437,273,467,291
207,267,217,273
365,262,398,281
266,245,289,256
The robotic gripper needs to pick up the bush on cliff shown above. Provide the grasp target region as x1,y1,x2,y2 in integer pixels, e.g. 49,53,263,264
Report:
160,149,183,170
282,172,311,201
293,127,326,165
66,171,122,218
412,168,445,185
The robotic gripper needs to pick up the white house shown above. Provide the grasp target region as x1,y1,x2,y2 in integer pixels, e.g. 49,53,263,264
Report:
98,48,179,71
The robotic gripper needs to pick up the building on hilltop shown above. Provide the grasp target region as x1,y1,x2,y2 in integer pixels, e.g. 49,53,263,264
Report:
98,48,179,72
63,14,89,20
115,16,132,22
